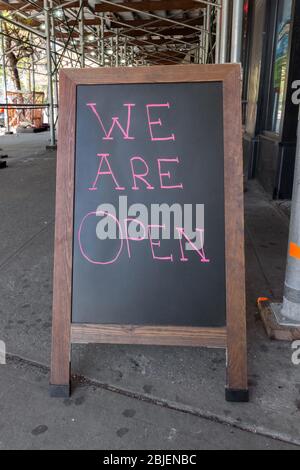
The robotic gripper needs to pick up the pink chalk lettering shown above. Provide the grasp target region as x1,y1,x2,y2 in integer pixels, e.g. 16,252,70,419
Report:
148,225,173,262
130,156,154,190
157,158,183,189
86,103,135,140
176,228,210,263
124,218,147,258
78,211,123,265
146,103,175,141
89,154,125,191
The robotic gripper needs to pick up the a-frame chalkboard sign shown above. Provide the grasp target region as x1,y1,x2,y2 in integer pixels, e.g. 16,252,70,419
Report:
50,64,248,402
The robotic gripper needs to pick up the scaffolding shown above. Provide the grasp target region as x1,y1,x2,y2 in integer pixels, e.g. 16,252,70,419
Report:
0,1,242,146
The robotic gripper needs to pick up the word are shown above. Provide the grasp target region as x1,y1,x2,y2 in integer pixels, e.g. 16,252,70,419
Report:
89,154,183,192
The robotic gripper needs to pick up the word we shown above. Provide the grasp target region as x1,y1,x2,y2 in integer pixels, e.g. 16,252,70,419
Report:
87,102,182,192
87,102,175,142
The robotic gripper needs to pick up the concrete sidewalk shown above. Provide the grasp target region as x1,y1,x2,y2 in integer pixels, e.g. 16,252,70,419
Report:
0,133,299,450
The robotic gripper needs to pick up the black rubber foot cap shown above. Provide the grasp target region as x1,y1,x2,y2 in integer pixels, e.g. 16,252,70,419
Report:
0,161,7,169
225,388,249,403
49,384,70,398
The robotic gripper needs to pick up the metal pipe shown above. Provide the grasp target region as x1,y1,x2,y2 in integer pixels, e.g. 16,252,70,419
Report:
203,8,207,64
50,0,59,124
44,0,55,147
0,104,50,108
110,37,114,67
100,13,105,67
198,35,202,64
31,34,36,106
130,46,134,67
205,4,211,63
97,25,101,63
231,0,244,63
115,29,119,67
220,0,229,63
281,107,300,322
124,37,127,66
79,0,85,68
0,19,9,132
215,2,221,64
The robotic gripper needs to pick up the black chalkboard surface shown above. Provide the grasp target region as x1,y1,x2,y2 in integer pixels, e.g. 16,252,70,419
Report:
72,82,226,327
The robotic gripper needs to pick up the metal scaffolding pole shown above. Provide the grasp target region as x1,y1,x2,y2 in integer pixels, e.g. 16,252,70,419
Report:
31,56,35,103
100,13,105,67
272,107,300,324
79,0,85,68
231,0,244,63
220,0,229,63
115,29,119,67
204,5,210,64
44,0,56,147
110,37,114,66
31,34,36,106
130,46,134,67
50,0,59,124
124,37,127,66
0,19,10,133
97,25,101,64
215,2,221,64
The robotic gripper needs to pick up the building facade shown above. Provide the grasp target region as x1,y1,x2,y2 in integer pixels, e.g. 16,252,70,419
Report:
243,0,300,199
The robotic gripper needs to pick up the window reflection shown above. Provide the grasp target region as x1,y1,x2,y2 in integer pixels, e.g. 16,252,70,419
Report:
266,0,293,133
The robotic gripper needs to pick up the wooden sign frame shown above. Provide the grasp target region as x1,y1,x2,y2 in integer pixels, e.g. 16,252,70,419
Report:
50,64,248,402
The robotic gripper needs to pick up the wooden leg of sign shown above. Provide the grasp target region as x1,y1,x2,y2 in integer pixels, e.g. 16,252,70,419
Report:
49,274,71,397
49,217,72,397
225,348,249,402
49,327,71,398
225,280,249,402
49,308,71,397
225,305,249,402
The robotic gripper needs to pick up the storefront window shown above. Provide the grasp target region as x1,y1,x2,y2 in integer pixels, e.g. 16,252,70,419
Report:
266,0,293,133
